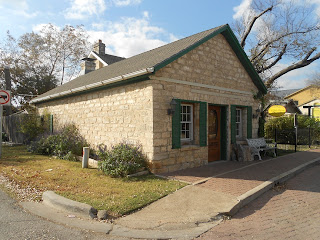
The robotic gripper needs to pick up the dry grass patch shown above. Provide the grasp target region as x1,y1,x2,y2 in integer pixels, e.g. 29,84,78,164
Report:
0,145,186,217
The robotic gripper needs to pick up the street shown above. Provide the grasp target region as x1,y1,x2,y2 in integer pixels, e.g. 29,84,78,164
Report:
196,164,320,240
0,189,111,240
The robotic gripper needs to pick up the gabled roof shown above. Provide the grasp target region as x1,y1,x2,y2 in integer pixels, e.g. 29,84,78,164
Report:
284,85,317,99
297,98,320,107
270,89,301,99
30,24,267,104
90,51,125,66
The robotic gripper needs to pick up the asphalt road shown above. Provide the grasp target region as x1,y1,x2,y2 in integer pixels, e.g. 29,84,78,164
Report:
0,189,112,240
196,164,320,240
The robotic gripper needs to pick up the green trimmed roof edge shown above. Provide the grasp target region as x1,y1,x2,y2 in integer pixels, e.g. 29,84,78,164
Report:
154,24,267,95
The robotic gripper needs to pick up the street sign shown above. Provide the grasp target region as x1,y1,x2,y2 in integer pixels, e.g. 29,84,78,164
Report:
0,90,10,106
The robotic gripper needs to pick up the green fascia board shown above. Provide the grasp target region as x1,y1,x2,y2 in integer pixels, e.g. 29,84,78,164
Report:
154,24,267,95
34,74,152,105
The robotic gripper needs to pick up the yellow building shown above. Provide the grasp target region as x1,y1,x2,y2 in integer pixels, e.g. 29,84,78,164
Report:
285,85,320,116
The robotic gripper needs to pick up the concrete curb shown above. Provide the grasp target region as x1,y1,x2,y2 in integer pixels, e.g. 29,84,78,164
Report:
110,221,221,240
42,191,97,219
227,156,320,216
20,201,112,234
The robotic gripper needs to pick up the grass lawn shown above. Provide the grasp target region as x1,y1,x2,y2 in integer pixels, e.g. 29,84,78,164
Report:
0,145,186,217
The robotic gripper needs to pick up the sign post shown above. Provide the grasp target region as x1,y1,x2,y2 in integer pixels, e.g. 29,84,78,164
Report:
0,90,11,158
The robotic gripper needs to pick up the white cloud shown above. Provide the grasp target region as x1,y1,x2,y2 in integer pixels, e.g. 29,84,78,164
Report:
92,22,105,30
270,63,319,90
112,0,142,7
0,0,38,18
0,0,28,10
87,12,177,58
233,0,253,20
64,0,107,20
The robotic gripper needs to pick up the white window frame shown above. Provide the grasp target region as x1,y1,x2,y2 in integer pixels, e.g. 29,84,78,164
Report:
236,108,242,138
181,104,193,141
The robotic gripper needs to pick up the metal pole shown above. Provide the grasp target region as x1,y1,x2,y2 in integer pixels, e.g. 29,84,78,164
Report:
274,128,277,156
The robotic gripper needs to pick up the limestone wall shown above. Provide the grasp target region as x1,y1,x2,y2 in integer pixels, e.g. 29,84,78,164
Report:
36,82,154,159
150,33,261,173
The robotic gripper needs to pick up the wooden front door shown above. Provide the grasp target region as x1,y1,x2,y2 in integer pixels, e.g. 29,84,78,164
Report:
208,105,221,162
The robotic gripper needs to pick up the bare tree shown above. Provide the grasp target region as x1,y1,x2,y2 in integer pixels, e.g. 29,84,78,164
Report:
307,72,320,86
0,24,91,106
18,24,92,85
233,0,320,89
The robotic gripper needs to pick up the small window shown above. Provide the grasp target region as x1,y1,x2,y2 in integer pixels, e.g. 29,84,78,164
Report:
181,104,193,141
236,108,242,137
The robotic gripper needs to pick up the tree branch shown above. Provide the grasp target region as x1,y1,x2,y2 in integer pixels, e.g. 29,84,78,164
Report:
265,49,320,88
257,44,287,73
240,6,273,48
251,30,315,63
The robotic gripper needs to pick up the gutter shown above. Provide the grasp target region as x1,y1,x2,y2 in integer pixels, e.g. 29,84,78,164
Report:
30,67,154,104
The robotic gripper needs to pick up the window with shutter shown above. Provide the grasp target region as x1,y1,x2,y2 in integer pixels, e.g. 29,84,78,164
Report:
171,99,207,149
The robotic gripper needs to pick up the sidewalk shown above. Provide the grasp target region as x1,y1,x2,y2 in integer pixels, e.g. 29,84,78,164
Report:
21,150,320,240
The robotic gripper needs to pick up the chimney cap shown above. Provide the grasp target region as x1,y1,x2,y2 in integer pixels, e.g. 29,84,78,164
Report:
81,57,95,61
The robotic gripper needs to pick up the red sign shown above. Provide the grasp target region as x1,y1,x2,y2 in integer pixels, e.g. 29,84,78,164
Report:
0,90,10,106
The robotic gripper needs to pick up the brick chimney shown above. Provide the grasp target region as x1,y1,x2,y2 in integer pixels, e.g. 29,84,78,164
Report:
80,58,96,75
93,39,105,55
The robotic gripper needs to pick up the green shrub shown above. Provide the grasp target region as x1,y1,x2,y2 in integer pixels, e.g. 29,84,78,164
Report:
19,113,47,143
265,115,320,144
98,142,147,177
28,124,88,161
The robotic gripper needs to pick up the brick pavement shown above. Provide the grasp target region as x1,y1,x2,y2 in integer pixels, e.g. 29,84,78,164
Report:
198,150,320,196
196,164,320,240
162,150,320,197
162,161,256,183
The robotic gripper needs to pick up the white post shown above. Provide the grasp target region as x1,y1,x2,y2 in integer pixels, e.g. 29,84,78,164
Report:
82,147,89,168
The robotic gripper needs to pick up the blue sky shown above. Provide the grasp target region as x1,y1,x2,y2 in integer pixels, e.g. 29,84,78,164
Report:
0,0,319,90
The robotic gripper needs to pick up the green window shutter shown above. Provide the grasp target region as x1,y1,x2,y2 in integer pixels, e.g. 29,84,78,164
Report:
230,105,236,144
199,102,207,147
49,115,53,133
247,106,252,139
172,100,181,149
220,106,227,160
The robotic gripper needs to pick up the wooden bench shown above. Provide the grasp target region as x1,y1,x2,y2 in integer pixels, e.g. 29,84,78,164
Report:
246,138,277,160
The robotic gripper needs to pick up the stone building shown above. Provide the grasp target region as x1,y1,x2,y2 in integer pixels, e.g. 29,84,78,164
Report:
30,24,267,173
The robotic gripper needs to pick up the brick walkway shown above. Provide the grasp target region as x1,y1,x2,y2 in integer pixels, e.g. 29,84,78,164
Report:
162,150,320,197
196,164,320,240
